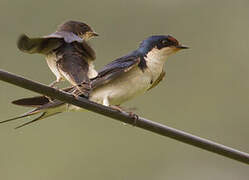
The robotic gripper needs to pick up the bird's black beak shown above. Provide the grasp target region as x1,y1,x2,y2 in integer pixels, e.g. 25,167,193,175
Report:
91,32,99,37
176,45,189,49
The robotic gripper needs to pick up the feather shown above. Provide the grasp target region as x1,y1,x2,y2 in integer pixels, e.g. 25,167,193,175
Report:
91,55,141,88
12,96,50,107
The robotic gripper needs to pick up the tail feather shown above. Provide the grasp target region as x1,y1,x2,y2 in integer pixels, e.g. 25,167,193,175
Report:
0,109,39,124
2,99,66,129
14,112,61,129
3,86,73,129
14,112,46,129
11,86,75,107
12,96,50,107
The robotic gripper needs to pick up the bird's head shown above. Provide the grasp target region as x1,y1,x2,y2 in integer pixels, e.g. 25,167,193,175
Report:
138,35,188,61
57,20,99,41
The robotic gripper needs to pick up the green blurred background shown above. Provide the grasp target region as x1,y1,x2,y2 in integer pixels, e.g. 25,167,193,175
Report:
0,0,249,179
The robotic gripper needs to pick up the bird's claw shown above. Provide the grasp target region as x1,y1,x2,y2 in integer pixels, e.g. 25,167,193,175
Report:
128,112,139,126
75,82,91,99
49,79,61,88
110,105,138,126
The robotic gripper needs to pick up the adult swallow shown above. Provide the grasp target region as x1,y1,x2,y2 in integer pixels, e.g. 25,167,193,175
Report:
17,20,99,97
1,35,188,128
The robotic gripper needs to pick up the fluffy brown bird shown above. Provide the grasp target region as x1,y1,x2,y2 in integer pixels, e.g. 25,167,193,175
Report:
17,20,99,97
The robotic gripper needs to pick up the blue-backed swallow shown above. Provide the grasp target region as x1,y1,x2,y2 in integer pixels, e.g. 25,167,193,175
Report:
1,35,188,128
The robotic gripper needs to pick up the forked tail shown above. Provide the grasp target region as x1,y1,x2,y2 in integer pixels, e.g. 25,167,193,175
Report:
1,96,65,129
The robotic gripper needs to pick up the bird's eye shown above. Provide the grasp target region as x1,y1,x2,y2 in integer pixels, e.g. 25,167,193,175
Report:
80,26,88,31
161,39,168,45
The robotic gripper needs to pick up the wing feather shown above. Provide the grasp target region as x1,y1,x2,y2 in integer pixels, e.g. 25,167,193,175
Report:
17,31,83,55
17,34,63,54
91,55,140,88
57,52,90,87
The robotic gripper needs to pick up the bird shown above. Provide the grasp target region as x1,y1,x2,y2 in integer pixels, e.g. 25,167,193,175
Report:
17,20,99,97
1,35,188,129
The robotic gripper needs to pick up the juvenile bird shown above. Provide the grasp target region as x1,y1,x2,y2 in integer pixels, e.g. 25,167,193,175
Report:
2,35,188,128
17,20,99,97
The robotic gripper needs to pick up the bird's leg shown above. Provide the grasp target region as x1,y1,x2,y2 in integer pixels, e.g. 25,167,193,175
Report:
49,80,57,88
71,88,83,98
110,105,139,126
46,78,63,101
74,82,91,99
49,77,62,88
110,105,123,112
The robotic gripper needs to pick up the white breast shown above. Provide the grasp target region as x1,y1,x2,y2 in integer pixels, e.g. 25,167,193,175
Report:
144,48,166,82
46,53,63,81
88,61,98,79
90,53,166,106
68,48,170,111
90,67,151,106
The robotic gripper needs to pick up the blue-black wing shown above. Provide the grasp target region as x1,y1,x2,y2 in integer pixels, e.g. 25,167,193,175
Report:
91,54,140,88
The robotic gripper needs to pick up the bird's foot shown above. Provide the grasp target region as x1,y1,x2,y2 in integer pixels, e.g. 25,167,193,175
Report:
45,82,58,101
128,111,139,126
110,105,124,112
110,105,139,126
71,88,90,99
49,81,58,88
75,83,91,99
49,77,63,88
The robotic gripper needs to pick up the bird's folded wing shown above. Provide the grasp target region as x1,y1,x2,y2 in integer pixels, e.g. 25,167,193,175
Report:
91,56,140,88
57,53,90,86
73,42,96,61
